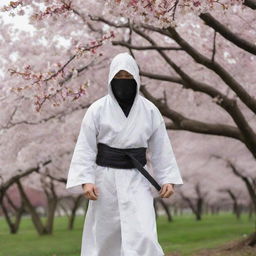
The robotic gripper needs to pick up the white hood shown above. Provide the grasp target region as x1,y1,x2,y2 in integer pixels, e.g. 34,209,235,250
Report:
107,52,141,107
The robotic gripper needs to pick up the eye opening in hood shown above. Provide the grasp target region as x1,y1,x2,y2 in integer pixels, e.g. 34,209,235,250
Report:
113,70,134,79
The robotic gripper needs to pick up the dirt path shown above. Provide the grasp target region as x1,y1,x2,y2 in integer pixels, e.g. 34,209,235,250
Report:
165,242,256,256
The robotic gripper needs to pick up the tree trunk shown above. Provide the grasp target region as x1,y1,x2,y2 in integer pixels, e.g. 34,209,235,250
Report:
1,197,25,234
45,197,58,234
16,179,47,235
158,198,173,222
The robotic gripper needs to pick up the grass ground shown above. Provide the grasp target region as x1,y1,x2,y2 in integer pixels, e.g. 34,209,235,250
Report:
0,212,254,256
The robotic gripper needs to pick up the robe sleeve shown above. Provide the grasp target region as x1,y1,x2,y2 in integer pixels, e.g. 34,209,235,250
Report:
147,108,184,188
65,106,98,194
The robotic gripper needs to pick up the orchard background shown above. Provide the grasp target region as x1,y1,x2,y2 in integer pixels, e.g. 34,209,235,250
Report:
0,1,255,255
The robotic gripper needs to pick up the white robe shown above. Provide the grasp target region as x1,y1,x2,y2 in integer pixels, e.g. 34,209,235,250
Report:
66,52,184,256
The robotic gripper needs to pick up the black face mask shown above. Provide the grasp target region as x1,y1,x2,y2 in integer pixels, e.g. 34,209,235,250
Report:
111,78,137,117
111,78,137,102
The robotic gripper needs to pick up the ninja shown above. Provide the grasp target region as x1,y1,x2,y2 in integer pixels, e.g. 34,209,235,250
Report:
66,52,183,256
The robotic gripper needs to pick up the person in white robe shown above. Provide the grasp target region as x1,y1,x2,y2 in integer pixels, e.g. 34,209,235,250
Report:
66,52,184,256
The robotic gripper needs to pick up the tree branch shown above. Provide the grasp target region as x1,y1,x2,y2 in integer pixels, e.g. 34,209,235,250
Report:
0,159,51,199
164,26,256,115
140,84,243,141
244,0,256,9
129,29,256,155
199,13,256,55
112,40,183,51
138,23,256,115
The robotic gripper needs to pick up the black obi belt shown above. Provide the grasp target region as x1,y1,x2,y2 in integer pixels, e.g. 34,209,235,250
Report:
96,142,161,191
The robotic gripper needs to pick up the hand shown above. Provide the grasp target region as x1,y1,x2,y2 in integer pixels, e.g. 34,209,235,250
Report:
159,183,175,198
82,183,99,200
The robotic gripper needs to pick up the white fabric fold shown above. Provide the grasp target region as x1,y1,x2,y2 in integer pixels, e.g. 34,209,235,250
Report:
66,106,98,194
